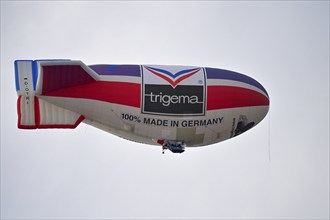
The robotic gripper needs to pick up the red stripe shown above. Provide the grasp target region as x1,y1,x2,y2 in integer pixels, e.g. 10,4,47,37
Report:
17,96,21,124
17,96,38,129
18,125,38,129
207,86,269,110
17,96,23,128
43,81,141,108
34,96,40,127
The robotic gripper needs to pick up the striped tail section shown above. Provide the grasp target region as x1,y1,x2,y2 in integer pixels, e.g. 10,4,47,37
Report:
15,60,85,129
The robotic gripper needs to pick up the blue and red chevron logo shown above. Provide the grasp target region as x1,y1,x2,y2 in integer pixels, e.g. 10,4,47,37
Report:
144,66,201,88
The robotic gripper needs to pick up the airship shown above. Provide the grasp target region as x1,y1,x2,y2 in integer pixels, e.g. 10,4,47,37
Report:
15,59,269,153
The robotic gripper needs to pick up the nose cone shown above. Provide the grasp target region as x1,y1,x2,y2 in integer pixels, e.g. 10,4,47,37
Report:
241,75,270,132
236,70,270,121
205,67,270,131
239,77,270,136
232,90,269,137
206,67,269,108
255,79,270,121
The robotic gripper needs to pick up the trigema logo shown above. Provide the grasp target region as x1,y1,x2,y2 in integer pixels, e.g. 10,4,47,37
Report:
146,92,201,107
142,65,205,116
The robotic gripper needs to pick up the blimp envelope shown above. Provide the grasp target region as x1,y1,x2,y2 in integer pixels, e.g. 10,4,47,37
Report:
15,59,269,153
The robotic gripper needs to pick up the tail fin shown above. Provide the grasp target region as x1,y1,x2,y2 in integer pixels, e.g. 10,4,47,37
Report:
15,60,87,129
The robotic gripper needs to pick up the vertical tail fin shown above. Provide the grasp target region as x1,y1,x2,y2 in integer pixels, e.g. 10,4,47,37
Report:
15,60,38,129
15,60,85,129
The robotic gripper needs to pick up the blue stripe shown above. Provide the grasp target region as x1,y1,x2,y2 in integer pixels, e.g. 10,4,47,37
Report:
172,68,200,78
147,66,200,79
146,66,173,78
89,65,141,77
206,68,268,96
14,61,20,91
32,61,38,91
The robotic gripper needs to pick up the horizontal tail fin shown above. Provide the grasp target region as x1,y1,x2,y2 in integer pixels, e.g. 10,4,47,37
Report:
15,60,88,129
17,96,85,129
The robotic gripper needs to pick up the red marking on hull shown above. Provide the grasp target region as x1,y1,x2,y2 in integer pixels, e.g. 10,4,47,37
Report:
207,86,269,110
43,81,141,108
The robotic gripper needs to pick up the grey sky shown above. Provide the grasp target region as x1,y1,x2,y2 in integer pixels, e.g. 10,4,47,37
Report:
1,1,329,219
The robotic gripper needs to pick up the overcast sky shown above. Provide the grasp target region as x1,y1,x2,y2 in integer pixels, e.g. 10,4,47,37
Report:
1,1,329,219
